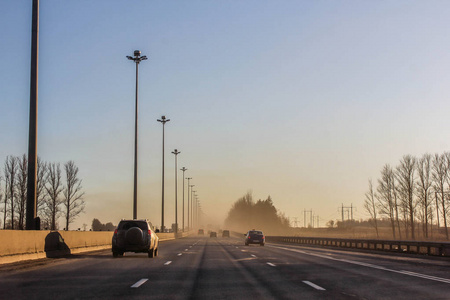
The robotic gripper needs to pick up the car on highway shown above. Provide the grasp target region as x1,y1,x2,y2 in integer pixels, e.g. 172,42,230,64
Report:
112,219,159,258
244,230,265,246
222,230,230,237
210,231,217,237
198,229,204,235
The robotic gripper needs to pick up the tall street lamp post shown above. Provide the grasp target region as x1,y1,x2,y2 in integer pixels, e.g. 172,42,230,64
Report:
180,167,187,231
127,50,147,219
186,178,192,230
192,190,197,228
190,185,195,229
172,149,180,233
157,115,170,231
26,0,39,230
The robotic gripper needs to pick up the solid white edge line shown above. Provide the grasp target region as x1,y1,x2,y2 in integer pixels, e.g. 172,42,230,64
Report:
164,261,172,265
131,278,148,288
303,281,326,291
270,245,450,285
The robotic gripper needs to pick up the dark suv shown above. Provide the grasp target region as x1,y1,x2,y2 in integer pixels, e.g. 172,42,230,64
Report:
112,219,159,258
244,230,265,246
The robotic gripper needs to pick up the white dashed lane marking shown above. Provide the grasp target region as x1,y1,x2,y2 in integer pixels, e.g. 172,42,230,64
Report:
266,262,276,267
164,261,172,265
303,281,326,291
131,279,148,288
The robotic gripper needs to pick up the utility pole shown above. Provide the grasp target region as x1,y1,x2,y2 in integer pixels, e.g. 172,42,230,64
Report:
338,204,355,222
304,209,313,227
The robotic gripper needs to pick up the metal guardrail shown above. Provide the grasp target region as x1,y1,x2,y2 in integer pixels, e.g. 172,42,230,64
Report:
266,236,450,257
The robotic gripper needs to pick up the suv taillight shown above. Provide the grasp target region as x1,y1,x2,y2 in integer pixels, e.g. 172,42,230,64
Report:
114,229,117,235
148,230,151,236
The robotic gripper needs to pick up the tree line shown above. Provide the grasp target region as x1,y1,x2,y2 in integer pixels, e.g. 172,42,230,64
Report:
91,218,115,231
224,192,290,235
364,153,450,240
0,155,85,231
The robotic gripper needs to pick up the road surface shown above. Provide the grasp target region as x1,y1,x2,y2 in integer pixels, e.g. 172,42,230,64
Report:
1,235,449,299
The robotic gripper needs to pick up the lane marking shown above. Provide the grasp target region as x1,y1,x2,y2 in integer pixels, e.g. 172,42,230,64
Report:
251,254,257,258
184,249,189,251
399,270,450,284
131,278,148,288
178,253,182,256
303,281,326,291
267,262,276,267
164,261,172,265
270,245,450,284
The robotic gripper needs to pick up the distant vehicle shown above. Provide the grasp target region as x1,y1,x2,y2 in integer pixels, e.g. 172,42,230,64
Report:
222,230,230,237
112,219,159,258
210,231,217,237
244,230,265,246
198,229,204,235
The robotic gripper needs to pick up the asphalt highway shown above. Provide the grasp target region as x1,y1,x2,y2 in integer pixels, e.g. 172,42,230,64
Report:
1,235,449,299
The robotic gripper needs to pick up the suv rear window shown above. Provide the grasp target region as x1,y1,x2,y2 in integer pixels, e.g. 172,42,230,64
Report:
249,231,263,235
118,221,148,231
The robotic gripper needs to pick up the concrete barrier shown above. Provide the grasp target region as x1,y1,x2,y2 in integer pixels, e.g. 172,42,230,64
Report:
0,230,193,265
0,230,113,264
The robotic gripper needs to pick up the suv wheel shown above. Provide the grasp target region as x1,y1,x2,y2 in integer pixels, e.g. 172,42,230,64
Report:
154,248,158,257
148,249,154,258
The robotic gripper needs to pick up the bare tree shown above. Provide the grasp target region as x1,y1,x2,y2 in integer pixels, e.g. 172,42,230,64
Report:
36,157,48,221
432,153,449,239
0,172,3,229
376,164,397,238
416,153,433,238
4,156,18,229
62,161,85,231
392,175,402,239
15,155,27,230
45,163,63,230
396,155,417,239
364,179,379,238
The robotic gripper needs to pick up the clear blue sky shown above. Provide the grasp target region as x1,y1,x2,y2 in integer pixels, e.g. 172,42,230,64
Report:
2,1,450,230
